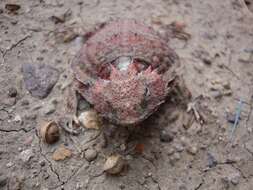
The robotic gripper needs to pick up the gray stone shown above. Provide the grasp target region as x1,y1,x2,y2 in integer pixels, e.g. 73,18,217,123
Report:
207,152,217,168
84,148,97,162
22,63,59,99
19,149,34,163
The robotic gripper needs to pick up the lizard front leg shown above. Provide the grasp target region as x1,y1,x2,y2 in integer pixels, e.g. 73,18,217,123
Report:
58,79,81,135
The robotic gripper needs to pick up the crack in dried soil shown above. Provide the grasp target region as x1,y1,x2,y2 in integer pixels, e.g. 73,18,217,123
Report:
35,129,64,189
1,34,32,63
0,128,29,133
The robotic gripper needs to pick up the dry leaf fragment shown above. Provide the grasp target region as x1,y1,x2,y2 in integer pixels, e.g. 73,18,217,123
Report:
52,145,72,161
134,143,144,154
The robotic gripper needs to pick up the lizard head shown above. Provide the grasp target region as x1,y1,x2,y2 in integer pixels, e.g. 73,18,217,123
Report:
91,60,168,125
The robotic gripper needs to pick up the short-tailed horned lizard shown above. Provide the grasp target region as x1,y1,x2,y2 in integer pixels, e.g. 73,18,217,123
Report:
61,19,183,132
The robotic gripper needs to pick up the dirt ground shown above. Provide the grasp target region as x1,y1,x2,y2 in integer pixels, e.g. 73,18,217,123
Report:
1,0,253,189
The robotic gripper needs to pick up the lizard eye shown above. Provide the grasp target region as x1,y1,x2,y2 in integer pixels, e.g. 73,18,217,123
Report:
144,87,150,97
134,59,149,72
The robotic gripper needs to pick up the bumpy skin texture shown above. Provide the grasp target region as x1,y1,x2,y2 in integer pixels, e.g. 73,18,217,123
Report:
71,19,180,125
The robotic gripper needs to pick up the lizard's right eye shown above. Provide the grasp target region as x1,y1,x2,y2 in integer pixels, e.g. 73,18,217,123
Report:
144,87,150,97
133,58,149,72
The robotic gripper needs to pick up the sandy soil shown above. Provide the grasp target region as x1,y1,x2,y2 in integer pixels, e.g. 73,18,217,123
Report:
0,0,253,189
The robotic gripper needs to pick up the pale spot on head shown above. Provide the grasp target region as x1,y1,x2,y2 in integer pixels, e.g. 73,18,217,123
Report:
116,56,132,71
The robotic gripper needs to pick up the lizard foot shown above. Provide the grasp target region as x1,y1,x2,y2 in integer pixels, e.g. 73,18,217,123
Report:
58,115,81,135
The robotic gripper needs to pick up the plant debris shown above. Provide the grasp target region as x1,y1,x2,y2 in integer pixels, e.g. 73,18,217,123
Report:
52,145,72,161
40,121,60,144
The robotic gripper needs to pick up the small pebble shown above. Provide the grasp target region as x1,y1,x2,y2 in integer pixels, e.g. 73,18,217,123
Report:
19,149,34,163
7,87,17,97
207,152,217,168
39,160,46,167
160,130,174,143
6,162,14,168
210,90,223,99
125,155,133,161
14,115,22,124
167,147,175,156
230,173,240,185
170,152,181,165
202,58,212,65
173,143,184,152
222,81,231,90
223,172,241,186
174,153,181,160
84,148,97,162
120,143,127,151
187,145,198,155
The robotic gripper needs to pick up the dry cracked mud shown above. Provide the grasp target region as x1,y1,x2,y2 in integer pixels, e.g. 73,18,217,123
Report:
0,0,253,190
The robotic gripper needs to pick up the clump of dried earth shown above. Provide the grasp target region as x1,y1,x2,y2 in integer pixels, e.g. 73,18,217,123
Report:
0,0,253,190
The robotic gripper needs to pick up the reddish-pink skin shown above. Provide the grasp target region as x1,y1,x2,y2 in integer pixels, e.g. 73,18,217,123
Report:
72,19,180,125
